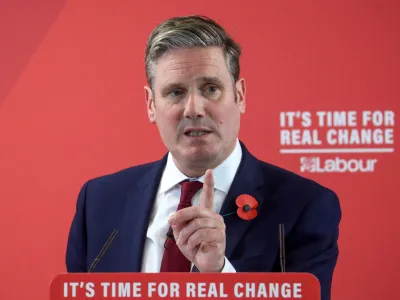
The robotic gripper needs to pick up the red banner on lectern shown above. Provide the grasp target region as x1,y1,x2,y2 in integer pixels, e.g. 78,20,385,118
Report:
50,273,320,300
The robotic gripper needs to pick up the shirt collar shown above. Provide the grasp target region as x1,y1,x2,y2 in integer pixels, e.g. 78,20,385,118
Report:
157,139,242,195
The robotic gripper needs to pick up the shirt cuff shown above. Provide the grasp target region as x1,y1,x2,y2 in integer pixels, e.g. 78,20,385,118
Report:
191,257,236,272
221,256,236,273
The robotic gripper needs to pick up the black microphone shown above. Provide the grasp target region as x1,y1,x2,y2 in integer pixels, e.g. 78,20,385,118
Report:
279,224,286,273
88,229,119,272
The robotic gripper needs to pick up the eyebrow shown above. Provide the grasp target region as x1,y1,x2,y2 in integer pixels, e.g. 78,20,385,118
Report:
159,82,182,95
196,76,224,87
159,76,226,95
161,76,224,89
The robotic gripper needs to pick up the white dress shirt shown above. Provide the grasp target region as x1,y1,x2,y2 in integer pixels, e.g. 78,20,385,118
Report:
140,139,242,272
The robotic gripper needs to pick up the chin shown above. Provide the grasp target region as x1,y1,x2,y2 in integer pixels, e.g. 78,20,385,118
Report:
180,145,217,163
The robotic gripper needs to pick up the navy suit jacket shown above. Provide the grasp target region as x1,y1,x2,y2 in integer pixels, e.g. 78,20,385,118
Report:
66,141,341,300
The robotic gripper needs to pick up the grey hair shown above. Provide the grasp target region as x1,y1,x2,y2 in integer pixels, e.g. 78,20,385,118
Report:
145,15,242,89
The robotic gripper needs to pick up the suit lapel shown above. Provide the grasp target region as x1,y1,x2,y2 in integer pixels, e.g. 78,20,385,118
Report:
220,142,268,259
117,141,269,270
119,154,168,272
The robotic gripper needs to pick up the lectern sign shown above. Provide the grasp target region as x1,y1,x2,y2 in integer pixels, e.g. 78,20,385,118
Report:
50,273,320,300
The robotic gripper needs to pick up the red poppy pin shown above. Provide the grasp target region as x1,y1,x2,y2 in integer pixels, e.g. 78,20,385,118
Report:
236,194,258,220
222,194,258,220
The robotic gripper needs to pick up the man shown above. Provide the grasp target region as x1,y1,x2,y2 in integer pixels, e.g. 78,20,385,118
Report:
66,15,341,300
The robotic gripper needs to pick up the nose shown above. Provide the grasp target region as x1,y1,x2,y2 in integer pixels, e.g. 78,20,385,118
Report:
183,92,205,119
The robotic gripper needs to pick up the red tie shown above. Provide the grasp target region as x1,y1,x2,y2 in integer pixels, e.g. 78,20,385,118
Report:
160,180,203,272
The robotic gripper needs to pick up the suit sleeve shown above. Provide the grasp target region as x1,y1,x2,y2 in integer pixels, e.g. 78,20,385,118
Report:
285,190,341,300
65,181,90,272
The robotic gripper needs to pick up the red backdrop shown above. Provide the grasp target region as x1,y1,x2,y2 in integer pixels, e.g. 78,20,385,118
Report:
0,1,399,299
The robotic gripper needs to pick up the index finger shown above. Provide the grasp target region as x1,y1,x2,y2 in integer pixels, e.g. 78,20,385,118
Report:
200,169,214,210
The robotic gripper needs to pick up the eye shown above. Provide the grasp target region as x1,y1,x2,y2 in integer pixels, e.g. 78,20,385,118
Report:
169,88,184,97
205,85,218,93
202,84,221,99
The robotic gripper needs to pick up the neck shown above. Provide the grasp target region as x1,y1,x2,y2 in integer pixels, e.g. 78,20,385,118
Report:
173,159,215,178
172,141,237,178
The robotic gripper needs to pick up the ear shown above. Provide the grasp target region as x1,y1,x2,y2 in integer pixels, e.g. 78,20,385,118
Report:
235,78,246,114
144,86,156,124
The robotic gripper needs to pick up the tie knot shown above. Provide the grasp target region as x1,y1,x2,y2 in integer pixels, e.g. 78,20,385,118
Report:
179,180,203,206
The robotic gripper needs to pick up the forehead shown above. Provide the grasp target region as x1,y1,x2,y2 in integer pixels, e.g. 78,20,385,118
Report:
153,47,230,87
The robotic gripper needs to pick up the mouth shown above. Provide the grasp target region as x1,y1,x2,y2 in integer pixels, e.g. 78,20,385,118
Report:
184,129,212,137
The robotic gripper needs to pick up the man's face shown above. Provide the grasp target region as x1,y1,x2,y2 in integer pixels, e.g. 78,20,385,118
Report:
145,47,245,175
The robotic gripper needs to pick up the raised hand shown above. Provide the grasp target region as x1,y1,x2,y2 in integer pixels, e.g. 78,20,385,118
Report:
168,169,226,272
